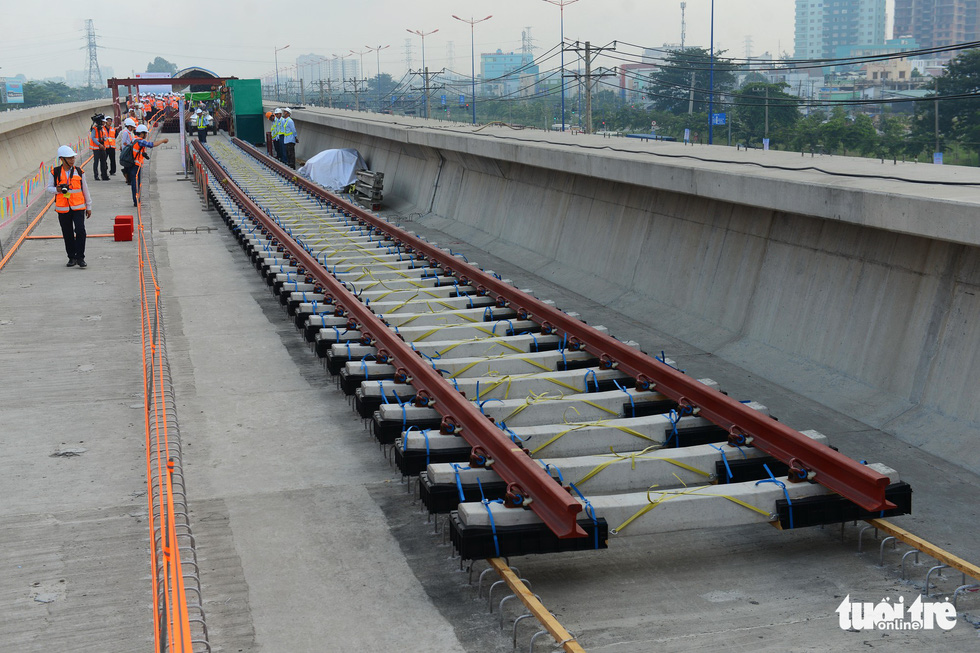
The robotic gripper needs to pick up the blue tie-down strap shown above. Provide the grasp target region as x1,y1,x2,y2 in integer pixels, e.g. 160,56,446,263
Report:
499,422,526,445
360,356,374,380
492,319,514,336
542,461,564,484
708,443,734,483
756,463,793,529
450,463,469,502
476,478,504,558
378,381,389,405
568,482,600,549
613,379,635,416
519,331,539,351
583,369,598,393
478,398,503,416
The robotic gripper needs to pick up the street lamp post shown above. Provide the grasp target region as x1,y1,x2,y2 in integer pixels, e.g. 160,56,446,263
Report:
708,0,715,144
365,44,390,113
349,49,370,111
407,28,439,119
452,14,492,125
274,44,290,102
542,0,577,131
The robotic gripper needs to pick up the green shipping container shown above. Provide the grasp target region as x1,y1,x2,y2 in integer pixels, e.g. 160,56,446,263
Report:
235,113,266,146
226,79,263,115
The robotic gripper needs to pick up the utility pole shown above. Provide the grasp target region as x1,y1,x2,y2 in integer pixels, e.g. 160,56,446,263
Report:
326,79,333,108
410,67,445,120
688,72,695,114
425,67,431,119
935,77,940,154
347,78,367,111
765,86,769,138
300,79,305,106
584,42,592,134
319,79,324,106
564,40,616,134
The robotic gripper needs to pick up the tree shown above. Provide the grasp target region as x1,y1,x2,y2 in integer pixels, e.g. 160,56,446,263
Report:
819,106,851,153
647,48,738,114
909,49,980,163
365,73,397,110
732,82,800,145
147,57,177,75
847,113,879,155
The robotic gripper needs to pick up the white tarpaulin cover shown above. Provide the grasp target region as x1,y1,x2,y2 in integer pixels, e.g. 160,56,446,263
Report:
298,148,367,190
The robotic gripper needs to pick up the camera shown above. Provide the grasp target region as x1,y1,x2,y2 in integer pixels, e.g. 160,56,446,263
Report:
91,113,105,124
58,184,69,194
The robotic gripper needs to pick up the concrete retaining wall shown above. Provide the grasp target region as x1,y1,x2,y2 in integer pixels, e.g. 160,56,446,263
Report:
0,101,113,194
289,109,980,475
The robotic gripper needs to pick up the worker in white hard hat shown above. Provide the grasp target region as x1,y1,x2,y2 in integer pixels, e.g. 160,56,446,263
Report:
272,108,283,161
117,118,138,183
46,146,92,268
129,125,169,207
280,108,298,169
194,108,209,143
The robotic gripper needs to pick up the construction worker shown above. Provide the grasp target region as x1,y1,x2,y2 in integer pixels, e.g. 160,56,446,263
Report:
104,116,117,177
117,118,137,183
195,109,209,143
46,145,92,268
280,107,298,169
89,114,110,181
129,125,169,207
271,108,283,160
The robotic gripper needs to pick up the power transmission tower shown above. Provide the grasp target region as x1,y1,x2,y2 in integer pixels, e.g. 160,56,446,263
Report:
744,35,754,60
84,19,103,89
522,27,538,58
404,39,413,73
447,42,456,71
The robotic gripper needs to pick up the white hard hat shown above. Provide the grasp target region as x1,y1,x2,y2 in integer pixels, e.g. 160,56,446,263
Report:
124,118,136,127
282,107,292,113
195,109,202,114
273,108,282,114
136,124,148,133
57,145,77,158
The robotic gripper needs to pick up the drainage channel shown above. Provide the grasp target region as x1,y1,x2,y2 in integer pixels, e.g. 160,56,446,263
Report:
190,136,924,648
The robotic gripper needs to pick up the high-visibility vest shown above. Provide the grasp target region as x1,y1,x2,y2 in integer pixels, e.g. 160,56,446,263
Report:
155,100,165,110
53,166,86,213
196,115,208,129
89,125,105,150
105,126,116,148
272,117,281,137
133,141,146,168
280,118,295,138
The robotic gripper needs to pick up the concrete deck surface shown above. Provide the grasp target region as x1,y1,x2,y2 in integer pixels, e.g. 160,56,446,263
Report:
1,133,977,652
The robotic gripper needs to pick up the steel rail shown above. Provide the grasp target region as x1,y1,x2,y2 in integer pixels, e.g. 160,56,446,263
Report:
193,140,586,539
231,136,894,514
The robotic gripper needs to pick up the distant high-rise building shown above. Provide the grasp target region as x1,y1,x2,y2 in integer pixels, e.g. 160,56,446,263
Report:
794,0,887,60
894,0,979,51
296,54,326,84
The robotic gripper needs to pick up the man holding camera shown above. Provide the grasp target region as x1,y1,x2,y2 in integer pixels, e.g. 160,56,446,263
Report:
46,145,92,268
89,114,110,181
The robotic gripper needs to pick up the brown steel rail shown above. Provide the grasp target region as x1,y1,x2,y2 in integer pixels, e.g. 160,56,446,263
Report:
231,137,896,515
192,140,587,539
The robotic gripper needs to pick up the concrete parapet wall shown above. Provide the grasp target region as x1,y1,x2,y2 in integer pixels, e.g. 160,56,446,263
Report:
290,109,980,474
0,101,113,194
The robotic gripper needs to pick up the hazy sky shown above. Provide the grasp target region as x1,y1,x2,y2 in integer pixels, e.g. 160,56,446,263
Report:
0,1,895,82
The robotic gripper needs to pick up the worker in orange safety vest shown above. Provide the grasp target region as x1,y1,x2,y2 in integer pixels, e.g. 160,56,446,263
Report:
46,145,93,268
